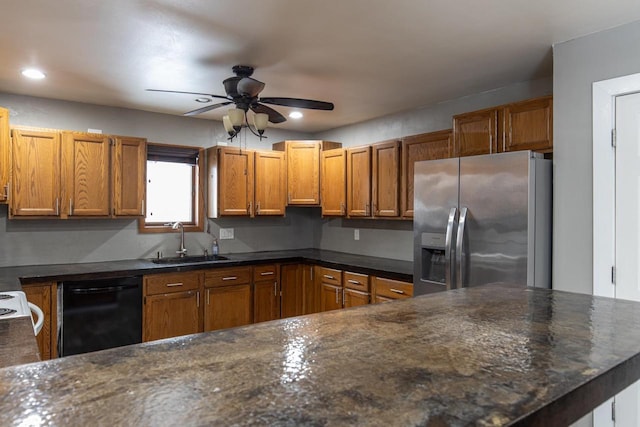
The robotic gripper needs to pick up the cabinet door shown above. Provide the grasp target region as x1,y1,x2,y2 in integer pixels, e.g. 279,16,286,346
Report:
143,290,200,342
346,146,371,217
113,136,146,216
453,108,498,157
254,279,280,323
401,130,453,218
217,147,255,216
321,148,346,216
344,289,370,308
23,283,57,360
0,107,9,203
62,132,111,217
255,150,286,216
502,96,553,153
303,265,320,315
320,283,343,311
281,264,304,318
11,129,61,217
204,284,252,332
286,141,320,205
372,140,400,217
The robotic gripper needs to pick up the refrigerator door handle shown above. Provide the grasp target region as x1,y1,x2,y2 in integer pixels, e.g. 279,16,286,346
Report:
444,207,458,290
455,207,468,289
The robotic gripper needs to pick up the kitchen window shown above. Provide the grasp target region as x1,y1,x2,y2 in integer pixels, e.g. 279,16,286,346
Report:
138,143,205,233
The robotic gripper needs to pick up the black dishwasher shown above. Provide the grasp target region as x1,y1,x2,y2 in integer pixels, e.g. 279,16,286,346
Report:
60,276,142,357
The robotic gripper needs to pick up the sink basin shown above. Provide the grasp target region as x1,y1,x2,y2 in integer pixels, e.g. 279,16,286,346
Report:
152,255,229,264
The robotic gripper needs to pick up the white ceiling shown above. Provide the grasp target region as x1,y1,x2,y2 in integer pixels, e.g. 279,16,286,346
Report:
1,0,640,133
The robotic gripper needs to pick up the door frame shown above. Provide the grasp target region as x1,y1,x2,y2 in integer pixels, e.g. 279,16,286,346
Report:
592,73,640,298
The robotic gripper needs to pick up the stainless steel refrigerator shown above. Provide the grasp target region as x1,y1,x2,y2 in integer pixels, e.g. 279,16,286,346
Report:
413,150,551,295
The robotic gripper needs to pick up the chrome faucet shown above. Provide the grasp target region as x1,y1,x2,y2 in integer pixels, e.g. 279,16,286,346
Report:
171,222,187,257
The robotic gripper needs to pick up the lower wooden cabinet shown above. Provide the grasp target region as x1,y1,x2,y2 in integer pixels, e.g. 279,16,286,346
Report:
320,283,343,312
343,271,370,307
281,264,304,318
204,267,252,332
344,289,370,307
303,265,320,314
22,282,57,360
143,271,202,342
371,276,414,303
253,264,280,323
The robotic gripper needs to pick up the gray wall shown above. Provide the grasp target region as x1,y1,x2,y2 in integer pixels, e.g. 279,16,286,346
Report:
553,20,640,294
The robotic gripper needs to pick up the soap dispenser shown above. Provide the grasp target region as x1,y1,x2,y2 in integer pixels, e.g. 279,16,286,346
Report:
212,238,219,256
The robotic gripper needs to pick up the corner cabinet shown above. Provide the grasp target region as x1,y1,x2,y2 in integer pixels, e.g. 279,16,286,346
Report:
321,148,346,216
113,136,146,217
0,107,9,203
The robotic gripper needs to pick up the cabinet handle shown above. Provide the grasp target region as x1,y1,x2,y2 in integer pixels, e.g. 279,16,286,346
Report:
365,203,370,216
324,274,335,280
206,289,210,305
55,197,59,216
390,288,405,295
69,198,73,216
256,201,260,215
340,202,345,215
348,279,360,285
335,288,339,304
197,291,200,308
342,288,345,306
287,193,291,204
274,281,277,296
310,266,314,281
260,271,274,276
247,202,252,215
141,199,145,216
3,183,8,201
222,276,237,281
166,282,183,287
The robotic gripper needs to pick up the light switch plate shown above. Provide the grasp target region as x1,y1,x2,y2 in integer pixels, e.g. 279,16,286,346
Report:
354,229,360,240
219,228,234,240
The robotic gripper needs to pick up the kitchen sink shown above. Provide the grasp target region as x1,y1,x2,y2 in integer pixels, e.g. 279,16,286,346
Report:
152,255,229,264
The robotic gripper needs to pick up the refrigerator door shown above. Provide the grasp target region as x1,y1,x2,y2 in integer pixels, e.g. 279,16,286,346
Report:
457,151,531,287
413,157,459,295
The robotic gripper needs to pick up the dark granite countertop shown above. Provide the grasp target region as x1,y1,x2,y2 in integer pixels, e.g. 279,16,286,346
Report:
0,249,413,291
0,317,40,369
2,284,640,426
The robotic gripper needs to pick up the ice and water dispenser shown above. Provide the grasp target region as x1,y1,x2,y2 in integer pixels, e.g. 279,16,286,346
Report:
419,232,447,286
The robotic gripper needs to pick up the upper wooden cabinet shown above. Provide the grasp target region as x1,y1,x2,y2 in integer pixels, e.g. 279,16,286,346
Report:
11,129,61,217
501,96,553,153
208,147,255,217
346,146,371,217
401,130,453,218
62,132,111,217
273,140,341,206
0,107,9,204
371,140,401,217
453,107,499,157
321,148,346,216
254,150,286,216
113,136,146,217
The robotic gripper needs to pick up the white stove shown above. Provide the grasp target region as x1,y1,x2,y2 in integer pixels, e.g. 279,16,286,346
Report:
0,291,31,319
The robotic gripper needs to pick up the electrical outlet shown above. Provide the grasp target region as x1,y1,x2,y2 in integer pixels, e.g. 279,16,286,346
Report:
219,228,234,240
354,229,360,241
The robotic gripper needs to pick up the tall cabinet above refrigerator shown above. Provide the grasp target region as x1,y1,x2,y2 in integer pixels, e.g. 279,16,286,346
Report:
413,150,551,296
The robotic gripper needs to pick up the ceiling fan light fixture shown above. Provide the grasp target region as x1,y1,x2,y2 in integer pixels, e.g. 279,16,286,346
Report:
228,108,244,131
195,97,211,103
253,113,269,132
288,111,303,119
222,115,236,137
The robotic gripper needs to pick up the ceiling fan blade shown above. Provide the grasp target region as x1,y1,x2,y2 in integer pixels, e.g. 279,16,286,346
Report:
237,77,265,98
184,102,232,117
147,89,230,101
259,97,334,111
251,103,287,124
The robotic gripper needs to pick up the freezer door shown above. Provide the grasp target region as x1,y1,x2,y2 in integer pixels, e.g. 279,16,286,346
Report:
413,157,459,295
457,151,531,287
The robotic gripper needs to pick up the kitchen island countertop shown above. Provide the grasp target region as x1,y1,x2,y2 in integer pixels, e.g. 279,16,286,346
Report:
2,284,640,426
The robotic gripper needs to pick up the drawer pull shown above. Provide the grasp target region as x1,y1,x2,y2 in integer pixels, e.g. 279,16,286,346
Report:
222,276,237,281
324,275,335,280
390,288,405,295
347,280,361,285
166,282,183,287
260,271,274,276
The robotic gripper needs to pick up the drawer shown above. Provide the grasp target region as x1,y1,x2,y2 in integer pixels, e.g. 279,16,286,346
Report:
205,267,252,287
317,266,342,286
372,277,413,299
343,271,369,292
253,264,278,282
144,271,201,296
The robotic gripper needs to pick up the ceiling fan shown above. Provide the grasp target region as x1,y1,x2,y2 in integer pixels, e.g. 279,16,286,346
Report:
147,65,334,125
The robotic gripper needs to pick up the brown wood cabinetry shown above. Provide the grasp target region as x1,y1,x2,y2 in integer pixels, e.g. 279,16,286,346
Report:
302,264,320,314
0,107,9,203
10,129,62,217
253,264,280,323
203,267,252,332
62,132,111,217
346,146,371,217
280,264,304,318
502,96,553,153
453,108,499,157
318,266,343,311
344,289,370,307
113,136,146,216
254,150,286,216
372,140,401,217
22,282,57,360
372,276,413,303
321,148,346,216
401,130,453,218
343,271,370,307
143,271,202,342
208,147,255,217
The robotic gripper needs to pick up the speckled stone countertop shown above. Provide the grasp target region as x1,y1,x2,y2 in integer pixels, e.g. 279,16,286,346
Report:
0,249,413,292
2,284,640,426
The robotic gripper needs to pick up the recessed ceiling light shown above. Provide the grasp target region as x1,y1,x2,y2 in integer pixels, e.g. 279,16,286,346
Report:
21,68,46,79
195,98,211,103
289,111,303,119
